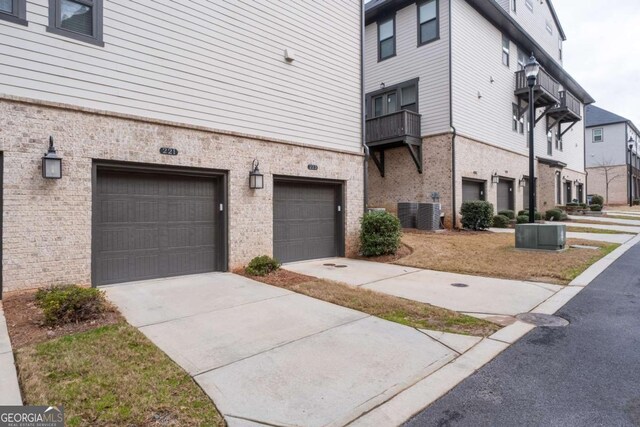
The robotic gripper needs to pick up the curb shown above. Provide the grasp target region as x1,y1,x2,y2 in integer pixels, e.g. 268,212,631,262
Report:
349,234,640,426
0,304,22,406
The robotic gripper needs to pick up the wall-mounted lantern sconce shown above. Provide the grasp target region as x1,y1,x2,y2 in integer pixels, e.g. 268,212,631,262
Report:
249,159,264,190
491,172,500,184
574,179,581,185
519,176,526,188
42,136,62,179
380,82,385,90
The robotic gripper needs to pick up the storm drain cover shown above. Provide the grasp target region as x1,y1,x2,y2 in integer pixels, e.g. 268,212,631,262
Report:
516,313,569,327
334,265,348,268
323,263,336,267
450,283,469,288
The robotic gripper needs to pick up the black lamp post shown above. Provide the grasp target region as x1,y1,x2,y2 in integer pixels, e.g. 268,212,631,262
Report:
525,54,540,223
628,137,635,206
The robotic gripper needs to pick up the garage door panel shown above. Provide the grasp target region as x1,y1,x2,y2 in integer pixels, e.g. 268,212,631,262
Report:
273,181,341,263
94,169,220,285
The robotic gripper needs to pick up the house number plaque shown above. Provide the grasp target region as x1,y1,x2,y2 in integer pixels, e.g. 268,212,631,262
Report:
159,147,179,155
308,164,318,170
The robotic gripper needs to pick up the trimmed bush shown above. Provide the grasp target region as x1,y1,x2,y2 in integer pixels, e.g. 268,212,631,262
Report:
591,194,604,206
516,215,530,224
246,255,281,276
518,210,543,221
360,211,402,257
460,201,494,231
497,210,515,220
492,215,510,228
545,209,565,221
35,285,107,326
633,199,640,206
590,204,603,212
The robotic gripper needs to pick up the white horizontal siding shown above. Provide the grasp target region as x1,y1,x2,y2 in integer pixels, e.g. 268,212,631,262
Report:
364,0,450,136
0,0,362,153
451,0,584,172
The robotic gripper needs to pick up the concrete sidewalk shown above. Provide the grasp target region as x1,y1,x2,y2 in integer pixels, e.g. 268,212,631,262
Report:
284,258,562,319
569,214,640,227
0,303,22,406
488,227,635,244
105,273,457,427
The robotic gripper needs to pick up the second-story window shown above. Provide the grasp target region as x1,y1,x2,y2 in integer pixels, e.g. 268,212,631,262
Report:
525,0,533,11
502,35,510,67
510,0,516,13
547,131,553,155
517,48,527,70
378,16,395,61
48,0,104,46
559,38,563,61
418,0,438,46
512,104,524,134
0,0,27,25
593,128,603,142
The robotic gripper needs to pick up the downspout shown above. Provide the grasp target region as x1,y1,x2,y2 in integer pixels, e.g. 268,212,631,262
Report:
361,0,369,213
449,0,457,228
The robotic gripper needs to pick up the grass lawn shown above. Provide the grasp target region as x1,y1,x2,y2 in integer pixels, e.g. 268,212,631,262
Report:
15,323,224,427
396,231,618,285
239,269,499,336
566,226,632,235
571,218,640,227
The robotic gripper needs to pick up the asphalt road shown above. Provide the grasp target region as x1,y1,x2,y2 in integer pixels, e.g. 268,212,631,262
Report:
406,242,640,427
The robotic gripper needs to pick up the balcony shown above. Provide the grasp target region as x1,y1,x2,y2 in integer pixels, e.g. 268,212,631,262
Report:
547,91,581,123
514,67,560,109
365,110,422,176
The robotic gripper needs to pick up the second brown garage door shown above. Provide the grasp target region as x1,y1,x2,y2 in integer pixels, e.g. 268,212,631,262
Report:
273,180,343,263
93,167,224,286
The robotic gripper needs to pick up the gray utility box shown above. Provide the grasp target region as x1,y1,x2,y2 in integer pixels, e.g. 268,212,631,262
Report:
417,203,442,231
515,223,566,251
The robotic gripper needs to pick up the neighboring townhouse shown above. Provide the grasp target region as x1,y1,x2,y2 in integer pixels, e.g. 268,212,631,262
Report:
364,0,593,227
0,0,364,295
585,105,640,205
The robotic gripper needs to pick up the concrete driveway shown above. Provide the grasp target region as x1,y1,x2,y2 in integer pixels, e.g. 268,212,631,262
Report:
105,273,456,427
285,259,562,318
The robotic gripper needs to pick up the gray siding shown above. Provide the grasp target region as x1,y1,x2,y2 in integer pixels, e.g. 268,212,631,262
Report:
364,0,451,136
585,123,628,167
451,0,584,172
0,0,362,153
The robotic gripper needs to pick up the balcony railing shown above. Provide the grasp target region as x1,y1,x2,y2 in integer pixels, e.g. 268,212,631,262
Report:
556,91,581,118
515,67,560,101
365,110,421,146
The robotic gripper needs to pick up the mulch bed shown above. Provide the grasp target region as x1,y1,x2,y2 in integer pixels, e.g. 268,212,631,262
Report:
2,290,122,349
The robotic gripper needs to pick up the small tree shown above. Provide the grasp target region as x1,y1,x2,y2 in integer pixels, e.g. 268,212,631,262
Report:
592,157,623,205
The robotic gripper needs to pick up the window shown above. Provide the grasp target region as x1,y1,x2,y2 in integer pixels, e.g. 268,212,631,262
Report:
418,0,439,45
525,0,533,11
545,20,553,35
512,104,524,134
547,131,553,155
510,0,516,13
593,128,603,142
558,136,563,151
378,16,395,61
517,48,528,70
47,0,104,46
0,0,27,25
367,79,419,117
559,38,563,61
502,35,510,66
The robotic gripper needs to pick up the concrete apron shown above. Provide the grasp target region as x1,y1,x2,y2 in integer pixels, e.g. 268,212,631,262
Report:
105,273,457,427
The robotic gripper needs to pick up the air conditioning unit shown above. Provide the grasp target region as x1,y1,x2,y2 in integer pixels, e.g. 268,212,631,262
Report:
417,203,441,230
515,224,566,251
397,202,419,228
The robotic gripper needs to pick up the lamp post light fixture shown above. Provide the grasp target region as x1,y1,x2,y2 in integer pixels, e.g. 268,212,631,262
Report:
491,172,500,185
42,136,62,179
525,53,540,223
249,159,264,190
628,137,635,206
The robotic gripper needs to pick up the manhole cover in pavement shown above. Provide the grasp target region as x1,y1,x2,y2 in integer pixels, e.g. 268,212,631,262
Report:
334,265,348,268
323,263,336,267
516,313,569,327
450,283,469,288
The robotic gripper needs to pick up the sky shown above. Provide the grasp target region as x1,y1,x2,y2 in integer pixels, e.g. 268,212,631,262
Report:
553,0,640,126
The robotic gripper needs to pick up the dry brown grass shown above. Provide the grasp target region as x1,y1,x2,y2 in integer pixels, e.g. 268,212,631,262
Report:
16,323,224,427
396,231,618,285
606,205,640,212
237,269,499,336
566,226,631,235
571,218,640,227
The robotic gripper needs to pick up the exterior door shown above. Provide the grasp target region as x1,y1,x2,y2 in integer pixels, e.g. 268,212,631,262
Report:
566,182,573,204
522,178,530,210
497,179,514,212
273,180,343,263
577,184,584,203
462,180,485,202
93,168,221,286
373,92,398,117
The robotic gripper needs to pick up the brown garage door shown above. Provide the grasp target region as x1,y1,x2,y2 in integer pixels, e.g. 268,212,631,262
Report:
94,168,221,285
462,179,485,202
273,180,343,263
497,179,514,212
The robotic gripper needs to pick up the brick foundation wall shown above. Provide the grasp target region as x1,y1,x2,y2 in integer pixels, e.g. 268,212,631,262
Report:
0,98,364,292
586,165,628,205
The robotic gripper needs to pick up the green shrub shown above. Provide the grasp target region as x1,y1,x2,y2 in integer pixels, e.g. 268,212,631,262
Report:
492,215,510,228
516,215,531,224
545,209,565,221
566,202,579,207
359,211,402,257
591,194,604,206
590,204,603,212
35,285,107,326
460,201,494,231
518,210,544,221
246,255,281,276
498,210,515,220
633,199,640,206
